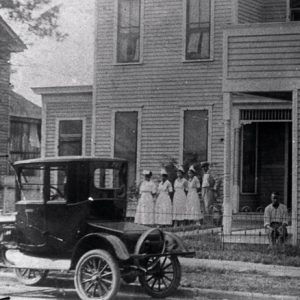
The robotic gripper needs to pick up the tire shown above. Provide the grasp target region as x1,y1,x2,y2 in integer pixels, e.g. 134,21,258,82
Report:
14,268,48,286
139,256,181,298
74,249,120,300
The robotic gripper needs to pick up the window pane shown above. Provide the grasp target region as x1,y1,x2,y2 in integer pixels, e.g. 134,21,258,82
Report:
18,167,44,202
119,0,130,27
58,120,82,156
183,110,208,164
49,167,67,202
59,120,82,135
186,0,211,60
189,0,200,24
114,112,138,188
117,0,140,63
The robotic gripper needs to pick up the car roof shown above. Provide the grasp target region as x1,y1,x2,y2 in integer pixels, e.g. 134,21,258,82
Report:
13,156,127,166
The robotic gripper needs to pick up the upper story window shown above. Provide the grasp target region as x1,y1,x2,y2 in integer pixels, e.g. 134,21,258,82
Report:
117,0,141,63
290,0,300,21
185,0,212,60
58,120,83,156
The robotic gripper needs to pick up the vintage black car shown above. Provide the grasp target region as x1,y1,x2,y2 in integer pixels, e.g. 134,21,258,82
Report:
0,157,194,300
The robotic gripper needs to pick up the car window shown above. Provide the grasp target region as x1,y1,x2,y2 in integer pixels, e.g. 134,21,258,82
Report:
18,167,44,202
94,168,119,189
49,166,67,203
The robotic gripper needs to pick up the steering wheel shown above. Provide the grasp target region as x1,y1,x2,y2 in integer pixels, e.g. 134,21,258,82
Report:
50,186,64,200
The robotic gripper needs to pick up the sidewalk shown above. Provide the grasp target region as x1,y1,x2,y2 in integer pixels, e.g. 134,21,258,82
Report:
179,257,300,277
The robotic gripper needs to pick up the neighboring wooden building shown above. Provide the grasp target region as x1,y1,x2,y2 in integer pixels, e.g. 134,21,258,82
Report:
39,0,300,244
0,17,26,211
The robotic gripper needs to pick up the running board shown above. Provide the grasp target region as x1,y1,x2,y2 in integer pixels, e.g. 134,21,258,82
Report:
3,249,71,270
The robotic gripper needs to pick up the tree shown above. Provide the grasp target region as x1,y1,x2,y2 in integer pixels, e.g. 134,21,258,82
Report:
0,0,66,41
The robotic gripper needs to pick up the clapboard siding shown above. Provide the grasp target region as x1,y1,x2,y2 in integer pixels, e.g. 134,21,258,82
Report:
297,90,300,241
226,24,300,80
44,93,92,157
238,0,263,24
238,0,286,24
263,0,287,23
95,0,232,178
0,52,11,176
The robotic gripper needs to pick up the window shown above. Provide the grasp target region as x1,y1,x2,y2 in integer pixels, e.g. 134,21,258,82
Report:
9,119,41,174
290,0,300,20
49,166,67,202
58,120,83,156
183,110,208,165
185,0,211,60
117,0,141,63
17,166,44,202
114,111,138,187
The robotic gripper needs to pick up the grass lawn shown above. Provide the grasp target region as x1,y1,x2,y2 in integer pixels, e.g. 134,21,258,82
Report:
183,234,300,267
182,265,300,296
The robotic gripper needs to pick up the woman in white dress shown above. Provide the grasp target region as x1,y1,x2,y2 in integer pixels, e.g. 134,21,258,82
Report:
186,165,203,225
173,166,188,227
134,170,157,225
155,169,173,226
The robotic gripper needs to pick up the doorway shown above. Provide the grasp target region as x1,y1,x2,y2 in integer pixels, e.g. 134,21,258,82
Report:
240,122,292,212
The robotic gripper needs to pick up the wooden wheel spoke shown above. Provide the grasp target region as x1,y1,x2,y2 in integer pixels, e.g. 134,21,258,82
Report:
101,271,112,278
151,278,158,289
82,277,93,284
101,278,112,285
160,256,168,268
158,278,161,291
99,263,109,275
85,282,94,293
162,262,172,270
99,280,109,294
163,274,173,282
92,283,97,297
146,275,154,282
161,277,168,288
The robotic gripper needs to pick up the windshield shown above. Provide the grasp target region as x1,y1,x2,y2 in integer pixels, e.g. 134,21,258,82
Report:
17,166,44,202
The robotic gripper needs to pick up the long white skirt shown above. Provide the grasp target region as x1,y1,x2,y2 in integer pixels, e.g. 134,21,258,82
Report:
134,193,155,225
186,190,203,220
155,192,172,225
173,189,187,221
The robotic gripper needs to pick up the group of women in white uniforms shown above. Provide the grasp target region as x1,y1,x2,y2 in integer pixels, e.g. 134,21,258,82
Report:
134,165,204,226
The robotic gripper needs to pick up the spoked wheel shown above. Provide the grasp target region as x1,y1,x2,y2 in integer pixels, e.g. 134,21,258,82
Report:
74,249,120,300
14,268,48,286
139,255,181,298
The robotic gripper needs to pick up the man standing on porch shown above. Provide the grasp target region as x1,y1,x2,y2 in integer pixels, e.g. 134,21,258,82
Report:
264,192,288,247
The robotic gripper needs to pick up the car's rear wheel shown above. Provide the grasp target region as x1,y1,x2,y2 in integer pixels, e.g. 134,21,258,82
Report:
74,249,120,300
139,255,181,298
14,268,48,286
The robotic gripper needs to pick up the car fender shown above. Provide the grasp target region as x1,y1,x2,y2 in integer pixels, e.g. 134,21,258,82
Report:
71,233,130,268
164,231,189,253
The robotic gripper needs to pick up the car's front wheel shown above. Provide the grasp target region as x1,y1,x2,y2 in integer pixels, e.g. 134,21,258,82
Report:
14,268,48,286
74,249,120,300
139,255,181,298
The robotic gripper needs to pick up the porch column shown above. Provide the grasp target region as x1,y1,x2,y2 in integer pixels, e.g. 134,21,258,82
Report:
232,127,241,213
223,92,232,234
292,89,299,245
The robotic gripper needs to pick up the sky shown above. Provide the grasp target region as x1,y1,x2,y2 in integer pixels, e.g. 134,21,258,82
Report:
7,0,95,106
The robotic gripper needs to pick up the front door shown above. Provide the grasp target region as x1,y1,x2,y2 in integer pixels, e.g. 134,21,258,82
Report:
240,122,291,212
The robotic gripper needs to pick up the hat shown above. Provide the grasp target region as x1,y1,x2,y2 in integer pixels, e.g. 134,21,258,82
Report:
188,165,196,173
177,165,185,173
160,168,168,175
200,161,210,168
142,170,152,176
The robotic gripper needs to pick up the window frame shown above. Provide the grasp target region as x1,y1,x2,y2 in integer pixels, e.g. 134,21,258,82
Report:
111,108,142,184
288,0,300,21
113,0,144,65
182,0,215,62
179,106,212,165
55,117,86,157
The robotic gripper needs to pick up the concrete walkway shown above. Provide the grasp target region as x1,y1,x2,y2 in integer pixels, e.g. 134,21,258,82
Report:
180,257,300,278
